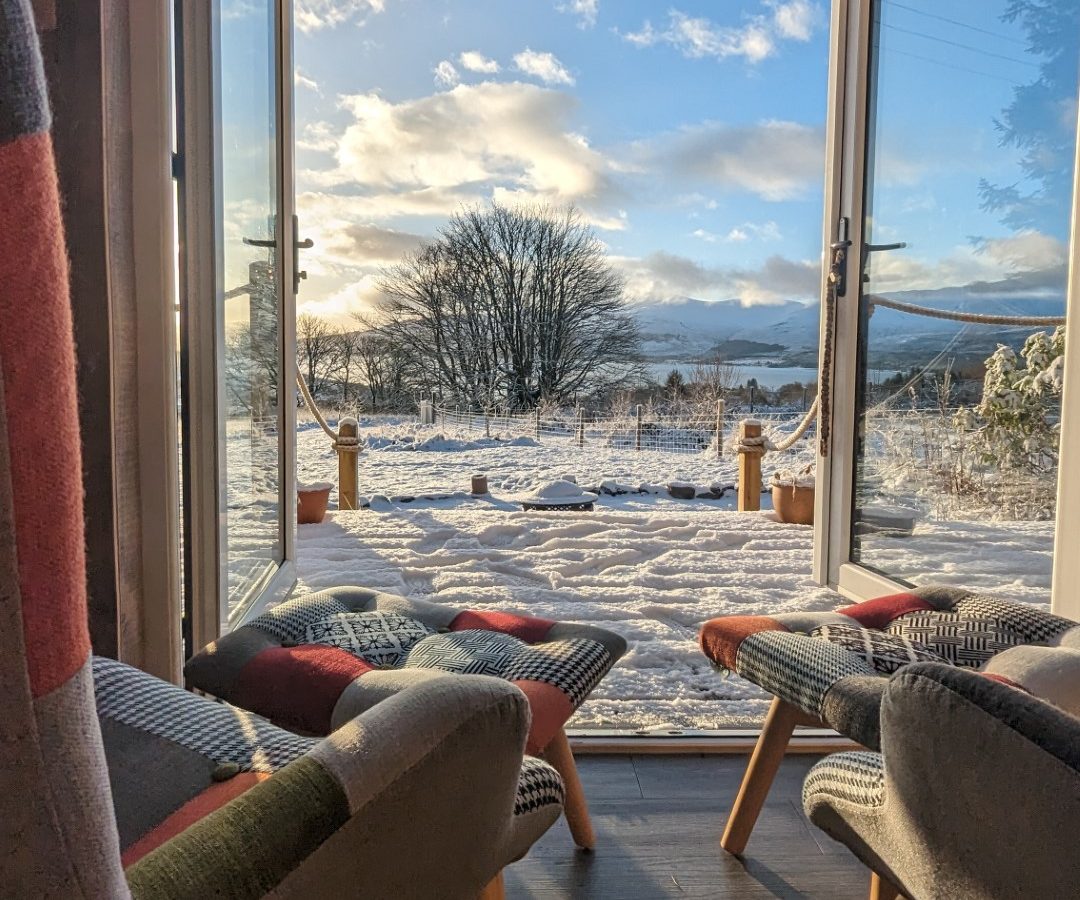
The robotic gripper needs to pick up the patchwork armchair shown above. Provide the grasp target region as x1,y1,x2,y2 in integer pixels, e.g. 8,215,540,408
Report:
0,10,561,896
185,585,628,849
804,659,1080,900
699,586,1079,854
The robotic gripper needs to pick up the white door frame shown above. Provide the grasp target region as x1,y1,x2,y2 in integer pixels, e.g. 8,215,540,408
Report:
814,0,1080,610
177,0,297,653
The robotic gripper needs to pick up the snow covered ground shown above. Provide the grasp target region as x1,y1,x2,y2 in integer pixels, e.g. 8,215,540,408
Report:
287,416,1053,730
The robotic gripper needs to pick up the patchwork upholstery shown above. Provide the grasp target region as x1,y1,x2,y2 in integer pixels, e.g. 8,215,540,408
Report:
804,662,1080,899
185,585,628,753
699,585,1079,748
97,657,563,869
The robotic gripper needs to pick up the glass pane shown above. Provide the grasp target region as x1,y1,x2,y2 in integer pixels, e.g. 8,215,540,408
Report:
219,0,282,618
852,0,1078,603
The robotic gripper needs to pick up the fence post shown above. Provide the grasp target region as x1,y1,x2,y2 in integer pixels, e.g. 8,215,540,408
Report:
635,404,643,451
576,406,585,447
715,399,725,458
534,407,541,441
737,420,763,512
337,416,359,511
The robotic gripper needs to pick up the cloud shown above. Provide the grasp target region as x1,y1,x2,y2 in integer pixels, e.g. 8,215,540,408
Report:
621,2,819,64
459,51,500,74
297,121,339,152
312,83,621,224
640,120,824,201
433,60,460,87
295,68,321,93
694,221,783,243
326,223,425,265
558,0,598,28
513,49,575,86
295,0,385,33
614,251,820,303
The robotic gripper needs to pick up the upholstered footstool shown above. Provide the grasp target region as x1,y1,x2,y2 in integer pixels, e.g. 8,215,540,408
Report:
185,586,627,850
698,585,1079,855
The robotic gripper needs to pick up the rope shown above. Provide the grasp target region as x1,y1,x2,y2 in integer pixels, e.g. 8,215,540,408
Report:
293,367,343,445
769,396,820,452
868,294,1065,327
817,246,841,457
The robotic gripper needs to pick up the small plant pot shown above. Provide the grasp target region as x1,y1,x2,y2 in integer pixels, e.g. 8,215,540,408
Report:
297,482,333,525
772,483,815,525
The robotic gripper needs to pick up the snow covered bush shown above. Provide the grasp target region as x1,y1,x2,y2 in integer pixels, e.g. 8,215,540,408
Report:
958,327,1064,476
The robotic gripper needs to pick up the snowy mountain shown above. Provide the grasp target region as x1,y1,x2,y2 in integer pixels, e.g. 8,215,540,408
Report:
632,286,1066,366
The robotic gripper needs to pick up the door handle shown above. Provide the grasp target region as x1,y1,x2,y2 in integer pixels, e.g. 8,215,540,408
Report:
293,216,313,293
243,237,276,248
861,241,907,283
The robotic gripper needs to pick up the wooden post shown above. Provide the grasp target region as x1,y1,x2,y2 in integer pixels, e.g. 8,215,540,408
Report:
534,407,541,441
635,404,643,451
737,420,763,512
576,406,585,447
715,399,725,458
336,417,359,511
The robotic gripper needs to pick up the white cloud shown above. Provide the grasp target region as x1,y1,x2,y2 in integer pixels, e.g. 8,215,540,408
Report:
769,0,817,41
640,120,824,201
297,121,338,152
558,0,598,28
613,251,821,303
294,68,320,93
433,60,460,88
621,2,820,64
319,83,619,219
295,0,385,33
513,49,575,86
694,221,783,243
459,51,500,74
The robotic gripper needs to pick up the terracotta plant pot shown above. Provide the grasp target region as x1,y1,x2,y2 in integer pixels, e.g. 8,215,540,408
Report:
772,483,815,525
297,482,333,525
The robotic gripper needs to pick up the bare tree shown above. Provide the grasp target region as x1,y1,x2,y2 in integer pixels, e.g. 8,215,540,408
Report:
373,203,642,411
333,326,362,408
296,313,340,401
689,352,742,403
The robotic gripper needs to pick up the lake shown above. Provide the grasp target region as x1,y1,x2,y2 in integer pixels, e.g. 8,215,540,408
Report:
644,362,898,389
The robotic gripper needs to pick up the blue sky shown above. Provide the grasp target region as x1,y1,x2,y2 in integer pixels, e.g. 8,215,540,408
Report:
217,0,1078,322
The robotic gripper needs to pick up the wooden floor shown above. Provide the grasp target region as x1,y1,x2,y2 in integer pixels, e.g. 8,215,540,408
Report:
505,755,868,899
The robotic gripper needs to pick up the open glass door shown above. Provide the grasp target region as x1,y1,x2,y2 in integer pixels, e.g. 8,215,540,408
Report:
817,0,1079,605
177,0,298,653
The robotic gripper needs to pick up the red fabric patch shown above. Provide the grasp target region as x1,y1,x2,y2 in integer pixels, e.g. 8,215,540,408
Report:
236,646,373,734
121,773,270,866
0,133,89,698
980,672,1030,694
838,593,933,629
451,609,555,643
513,680,575,755
699,616,788,670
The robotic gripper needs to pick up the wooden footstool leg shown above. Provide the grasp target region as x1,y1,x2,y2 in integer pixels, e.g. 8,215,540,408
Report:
721,696,800,855
869,871,900,900
478,870,505,900
544,727,596,850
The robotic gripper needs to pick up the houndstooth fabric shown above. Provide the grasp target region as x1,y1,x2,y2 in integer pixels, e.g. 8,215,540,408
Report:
736,631,876,719
249,594,360,644
809,623,947,674
515,756,565,816
93,657,315,773
947,595,1075,644
888,612,1024,668
803,751,886,809
504,639,610,706
405,630,521,676
305,612,434,668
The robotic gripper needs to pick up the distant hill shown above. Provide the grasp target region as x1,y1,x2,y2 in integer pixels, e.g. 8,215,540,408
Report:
631,284,1066,368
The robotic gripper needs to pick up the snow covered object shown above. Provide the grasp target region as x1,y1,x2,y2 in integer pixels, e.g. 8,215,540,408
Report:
521,479,598,511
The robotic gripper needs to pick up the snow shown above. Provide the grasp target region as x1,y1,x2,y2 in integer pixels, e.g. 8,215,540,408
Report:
286,416,1054,731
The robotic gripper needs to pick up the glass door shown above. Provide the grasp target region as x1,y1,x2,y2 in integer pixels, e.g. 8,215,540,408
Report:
818,0,1079,605
178,0,297,652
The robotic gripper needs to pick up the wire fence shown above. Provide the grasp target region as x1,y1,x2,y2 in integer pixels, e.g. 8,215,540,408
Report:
427,403,816,459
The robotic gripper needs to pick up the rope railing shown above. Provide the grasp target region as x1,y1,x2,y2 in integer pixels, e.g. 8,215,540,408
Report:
295,366,361,510
867,294,1066,327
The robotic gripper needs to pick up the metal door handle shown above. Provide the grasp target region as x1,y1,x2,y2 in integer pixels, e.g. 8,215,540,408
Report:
865,241,907,252
243,237,276,248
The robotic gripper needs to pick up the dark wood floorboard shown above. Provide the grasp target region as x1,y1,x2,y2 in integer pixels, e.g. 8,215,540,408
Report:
505,755,868,899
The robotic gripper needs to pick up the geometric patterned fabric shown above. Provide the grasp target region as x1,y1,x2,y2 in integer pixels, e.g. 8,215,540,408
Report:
810,623,947,673
802,751,886,809
515,756,567,816
699,585,1080,749
305,611,435,668
185,585,628,755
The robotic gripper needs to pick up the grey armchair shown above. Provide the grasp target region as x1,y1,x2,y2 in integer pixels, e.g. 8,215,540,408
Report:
803,662,1080,900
